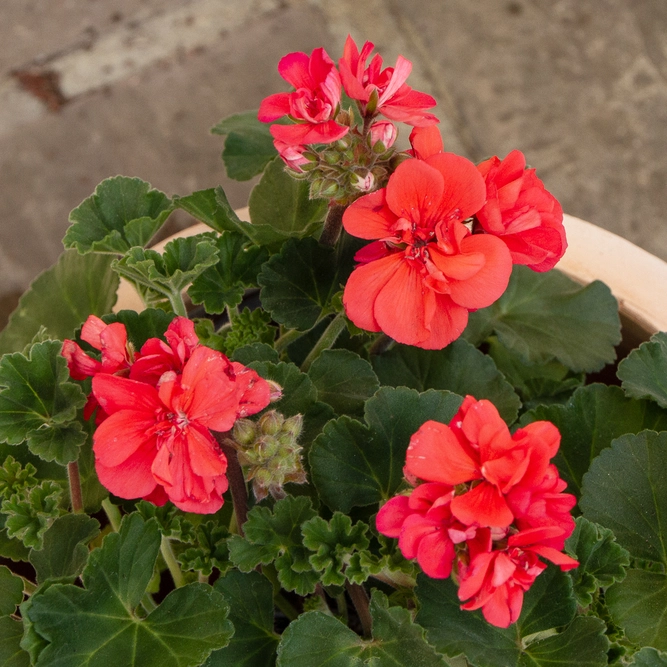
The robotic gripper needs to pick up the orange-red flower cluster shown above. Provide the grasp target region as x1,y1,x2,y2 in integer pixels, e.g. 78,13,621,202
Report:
376,396,577,628
63,316,275,513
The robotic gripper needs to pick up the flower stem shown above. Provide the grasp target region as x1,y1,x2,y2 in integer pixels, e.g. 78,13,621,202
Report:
346,581,372,638
215,434,249,536
262,564,299,621
67,462,84,513
319,203,346,247
160,536,185,588
101,498,122,532
300,312,346,373
274,328,304,353
368,333,393,357
168,290,188,318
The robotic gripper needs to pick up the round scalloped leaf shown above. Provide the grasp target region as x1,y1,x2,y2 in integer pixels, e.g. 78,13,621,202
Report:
618,332,667,409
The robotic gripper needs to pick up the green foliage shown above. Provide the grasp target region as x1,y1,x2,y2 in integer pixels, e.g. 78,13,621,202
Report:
205,570,279,667
188,231,268,313
0,565,24,616
372,339,521,424
628,648,667,666
310,387,462,512
1,481,63,549
173,188,244,235
416,568,607,667
112,234,219,309
102,308,173,349
232,343,279,366
177,521,230,577
464,266,621,372
0,456,37,501
228,496,319,595
0,251,118,356
0,615,29,666
223,309,276,355
277,590,447,666
301,513,370,586
0,341,88,465
307,349,379,417
565,517,630,607
134,500,196,543
63,176,173,254
521,384,667,496
211,110,283,181
26,514,233,666
29,514,100,584
618,331,667,408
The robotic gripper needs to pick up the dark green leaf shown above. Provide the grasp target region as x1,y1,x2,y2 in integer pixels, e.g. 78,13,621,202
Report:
580,430,667,565
565,517,630,607
0,616,29,666
463,266,621,372
277,590,447,667
606,569,667,650
248,158,326,246
308,349,379,416
102,308,172,350
112,235,219,308
628,648,667,666
0,456,37,501
221,309,276,356
521,384,667,497
372,339,521,424
29,514,100,584
63,176,172,254
0,565,24,616
211,110,282,181
618,331,667,408
310,387,463,512
205,570,279,667
173,189,242,235
177,521,230,577
228,496,319,595
416,568,590,667
301,513,370,586
27,514,233,666
189,232,269,313
0,251,118,356
0,341,87,464
232,343,279,366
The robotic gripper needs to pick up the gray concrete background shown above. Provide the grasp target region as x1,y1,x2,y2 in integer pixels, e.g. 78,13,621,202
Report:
2,0,666,327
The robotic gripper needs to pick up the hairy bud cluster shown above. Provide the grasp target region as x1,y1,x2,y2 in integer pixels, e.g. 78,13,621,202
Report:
232,411,307,502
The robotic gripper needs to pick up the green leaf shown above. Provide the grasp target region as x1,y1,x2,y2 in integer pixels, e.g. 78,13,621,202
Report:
29,514,100,584
205,570,279,667
232,343,279,366
628,648,667,666
102,308,173,350
0,565,24,616
521,384,667,497
372,339,521,424
276,589,447,666
221,309,276,356
189,232,269,313
0,341,87,464
27,514,233,666
580,430,667,565
0,251,118,356
618,331,667,408
112,235,219,308
173,188,245,235
310,387,463,512
564,517,630,607
0,456,37,501
0,616,29,667
463,266,621,372
228,496,319,595
307,349,379,417
177,521,230,577
248,158,327,246
211,110,282,181
606,569,667,651
259,237,349,331
63,176,172,254
416,568,601,667
301,513,370,586
1,481,63,549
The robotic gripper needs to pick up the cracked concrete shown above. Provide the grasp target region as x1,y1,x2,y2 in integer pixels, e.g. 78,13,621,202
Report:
2,0,667,327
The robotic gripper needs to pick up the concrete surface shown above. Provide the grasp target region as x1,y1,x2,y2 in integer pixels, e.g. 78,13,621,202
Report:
1,0,667,327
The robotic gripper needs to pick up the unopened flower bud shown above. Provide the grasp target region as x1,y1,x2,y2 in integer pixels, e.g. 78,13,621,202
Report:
369,121,398,151
322,150,340,166
255,435,280,460
335,109,352,126
365,88,380,116
353,171,375,192
283,414,303,439
232,419,257,447
258,410,284,436
319,180,340,197
267,380,282,403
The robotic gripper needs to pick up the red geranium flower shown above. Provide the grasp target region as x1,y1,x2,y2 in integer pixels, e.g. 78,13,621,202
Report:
258,47,348,146
339,36,438,127
476,150,566,272
92,346,272,514
342,157,512,349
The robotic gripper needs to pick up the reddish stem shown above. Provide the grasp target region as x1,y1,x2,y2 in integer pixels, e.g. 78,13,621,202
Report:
214,433,249,536
67,461,84,513
346,581,373,638
319,204,346,247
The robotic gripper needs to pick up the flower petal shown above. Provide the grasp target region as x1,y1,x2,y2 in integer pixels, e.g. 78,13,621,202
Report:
343,189,396,240
451,481,514,528
385,159,444,224
95,441,157,499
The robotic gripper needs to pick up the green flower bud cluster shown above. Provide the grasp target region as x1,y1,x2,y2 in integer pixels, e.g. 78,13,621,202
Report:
232,411,307,502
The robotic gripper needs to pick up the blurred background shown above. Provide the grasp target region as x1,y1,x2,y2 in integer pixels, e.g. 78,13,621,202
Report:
2,0,666,328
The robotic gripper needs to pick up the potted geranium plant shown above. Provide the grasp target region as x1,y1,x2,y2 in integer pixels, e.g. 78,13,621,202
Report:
1,36,666,666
